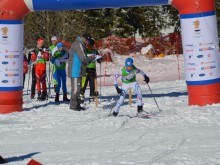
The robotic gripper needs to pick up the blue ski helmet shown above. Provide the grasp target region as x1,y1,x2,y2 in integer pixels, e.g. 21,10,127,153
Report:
125,58,133,66
57,42,63,49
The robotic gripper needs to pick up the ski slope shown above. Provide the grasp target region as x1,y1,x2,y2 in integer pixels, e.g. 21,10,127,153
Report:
1,55,220,165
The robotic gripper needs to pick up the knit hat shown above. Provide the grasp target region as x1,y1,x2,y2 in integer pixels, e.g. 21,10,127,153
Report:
51,36,58,41
82,33,92,40
88,38,95,46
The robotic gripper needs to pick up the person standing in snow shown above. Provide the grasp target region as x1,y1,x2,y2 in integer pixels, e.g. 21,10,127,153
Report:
49,36,58,91
52,42,70,103
80,38,101,103
30,38,50,101
111,57,150,117
68,34,96,111
28,38,45,99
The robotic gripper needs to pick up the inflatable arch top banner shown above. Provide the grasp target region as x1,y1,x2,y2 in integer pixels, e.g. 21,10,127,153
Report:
0,0,219,114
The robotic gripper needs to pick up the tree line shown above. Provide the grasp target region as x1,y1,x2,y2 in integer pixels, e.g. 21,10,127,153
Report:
24,5,220,48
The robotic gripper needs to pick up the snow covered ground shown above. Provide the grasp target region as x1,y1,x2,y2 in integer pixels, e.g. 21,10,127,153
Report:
1,55,220,165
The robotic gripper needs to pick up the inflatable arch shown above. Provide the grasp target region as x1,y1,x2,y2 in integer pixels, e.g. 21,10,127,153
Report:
0,0,219,113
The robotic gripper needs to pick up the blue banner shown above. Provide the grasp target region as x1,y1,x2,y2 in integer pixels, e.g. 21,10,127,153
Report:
32,0,169,11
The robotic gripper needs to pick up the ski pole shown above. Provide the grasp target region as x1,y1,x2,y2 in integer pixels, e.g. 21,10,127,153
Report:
99,62,102,102
26,65,32,95
147,83,162,112
48,56,51,97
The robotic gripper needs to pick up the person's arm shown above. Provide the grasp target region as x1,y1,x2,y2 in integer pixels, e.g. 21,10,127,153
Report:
114,70,122,94
94,50,102,63
27,50,32,64
136,67,150,84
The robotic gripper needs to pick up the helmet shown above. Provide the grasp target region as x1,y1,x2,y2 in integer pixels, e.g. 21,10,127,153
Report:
125,58,133,66
57,42,64,49
82,33,92,40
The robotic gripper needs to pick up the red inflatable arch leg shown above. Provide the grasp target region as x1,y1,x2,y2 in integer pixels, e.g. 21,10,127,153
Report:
172,0,220,106
0,0,30,114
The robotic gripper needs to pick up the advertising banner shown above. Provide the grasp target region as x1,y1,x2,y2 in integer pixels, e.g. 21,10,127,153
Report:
181,13,220,85
0,23,23,90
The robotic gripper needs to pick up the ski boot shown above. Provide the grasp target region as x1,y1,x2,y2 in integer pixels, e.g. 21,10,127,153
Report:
63,93,70,102
31,93,35,99
37,92,41,101
41,92,48,101
112,111,118,117
79,93,85,103
137,105,143,114
54,85,57,92
89,96,95,103
75,102,86,111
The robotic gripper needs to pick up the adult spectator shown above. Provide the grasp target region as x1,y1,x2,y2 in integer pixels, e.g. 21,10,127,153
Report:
68,34,95,111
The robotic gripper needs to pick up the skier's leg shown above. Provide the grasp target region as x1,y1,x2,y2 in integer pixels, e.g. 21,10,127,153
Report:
61,70,67,95
52,64,58,87
89,74,95,98
132,82,143,113
52,68,58,92
35,67,41,100
113,83,129,113
55,70,61,94
81,73,89,94
70,78,83,110
80,74,89,103
31,66,36,98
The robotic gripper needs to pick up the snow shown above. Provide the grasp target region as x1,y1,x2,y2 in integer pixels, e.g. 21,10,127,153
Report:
1,54,220,165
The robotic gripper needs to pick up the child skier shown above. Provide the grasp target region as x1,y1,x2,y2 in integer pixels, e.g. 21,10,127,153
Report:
112,57,150,117
49,36,58,91
52,42,70,103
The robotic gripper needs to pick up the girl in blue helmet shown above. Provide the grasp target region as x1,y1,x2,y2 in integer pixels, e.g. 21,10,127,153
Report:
112,57,150,117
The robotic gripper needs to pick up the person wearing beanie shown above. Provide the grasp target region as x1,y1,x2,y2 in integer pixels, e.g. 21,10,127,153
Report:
111,57,150,117
68,34,96,111
52,42,70,103
28,38,49,101
49,36,58,91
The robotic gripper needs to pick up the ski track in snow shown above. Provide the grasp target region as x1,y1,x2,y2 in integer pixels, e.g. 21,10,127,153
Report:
1,55,220,165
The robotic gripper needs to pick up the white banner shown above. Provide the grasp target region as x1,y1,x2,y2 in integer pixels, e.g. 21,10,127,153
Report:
0,24,24,87
181,14,220,83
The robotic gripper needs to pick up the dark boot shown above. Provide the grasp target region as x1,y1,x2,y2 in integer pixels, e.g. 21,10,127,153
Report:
80,93,85,103
55,93,59,103
89,96,95,103
37,92,41,101
54,85,57,92
75,99,86,111
31,93,35,99
41,92,48,101
63,94,70,102
112,111,118,117
137,105,143,113
76,105,86,111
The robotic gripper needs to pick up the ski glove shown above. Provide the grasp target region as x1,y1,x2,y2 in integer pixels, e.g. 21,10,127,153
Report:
116,87,122,94
144,75,150,84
